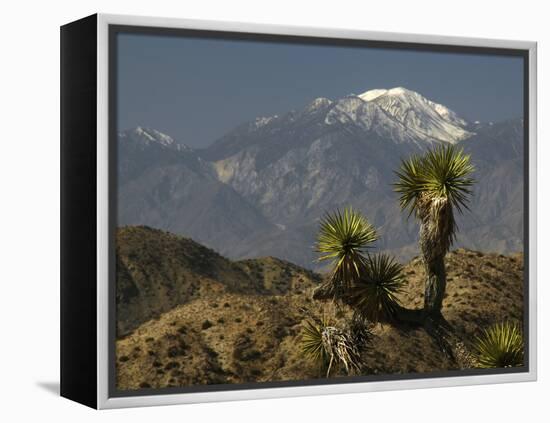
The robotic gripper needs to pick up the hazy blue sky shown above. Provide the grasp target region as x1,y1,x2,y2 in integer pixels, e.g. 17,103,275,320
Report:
117,33,524,148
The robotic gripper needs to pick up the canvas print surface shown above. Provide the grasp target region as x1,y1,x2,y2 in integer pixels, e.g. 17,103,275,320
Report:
114,31,526,392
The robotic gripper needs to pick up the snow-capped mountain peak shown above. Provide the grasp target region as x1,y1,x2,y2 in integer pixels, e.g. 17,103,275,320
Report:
358,86,415,101
136,126,175,147
120,127,192,152
356,87,472,143
358,88,388,101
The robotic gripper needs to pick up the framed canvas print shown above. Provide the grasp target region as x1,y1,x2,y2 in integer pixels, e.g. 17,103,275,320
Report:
60,13,537,409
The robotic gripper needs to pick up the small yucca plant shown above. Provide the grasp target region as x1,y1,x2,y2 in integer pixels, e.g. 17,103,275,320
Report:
315,207,378,298
348,253,405,323
300,315,364,377
349,312,374,348
322,326,362,377
474,322,523,368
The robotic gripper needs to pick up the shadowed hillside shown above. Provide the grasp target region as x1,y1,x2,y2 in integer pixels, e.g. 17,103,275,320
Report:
116,226,321,335
116,227,524,390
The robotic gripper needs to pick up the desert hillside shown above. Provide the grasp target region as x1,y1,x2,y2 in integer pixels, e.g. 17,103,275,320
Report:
116,226,321,336
116,227,524,390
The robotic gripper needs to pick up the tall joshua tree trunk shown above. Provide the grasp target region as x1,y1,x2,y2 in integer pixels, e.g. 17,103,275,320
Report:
419,196,453,315
422,251,446,313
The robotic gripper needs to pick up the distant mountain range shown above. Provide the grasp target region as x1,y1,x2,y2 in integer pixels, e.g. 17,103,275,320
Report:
117,87,524,270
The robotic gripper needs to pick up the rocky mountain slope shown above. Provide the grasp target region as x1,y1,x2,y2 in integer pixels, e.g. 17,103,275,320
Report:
115,227,524,390
118,129,276,257
116,226,321,336
117,87,524,269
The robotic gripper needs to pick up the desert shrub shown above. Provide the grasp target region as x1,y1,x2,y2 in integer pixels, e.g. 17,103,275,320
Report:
348,312,374,348
204,347,219,358
274,325,290,339
241,349,261,361
233,334,261,361
166,343,187,357
201,320,213,330
474,321,523,368
164,361,180,370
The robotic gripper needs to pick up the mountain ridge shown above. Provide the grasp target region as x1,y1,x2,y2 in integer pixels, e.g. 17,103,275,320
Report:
117,86,524,270
116,226,321,336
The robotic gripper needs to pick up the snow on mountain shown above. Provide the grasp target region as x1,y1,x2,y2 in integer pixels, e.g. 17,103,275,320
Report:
324,96,428,147
119,127,192,152
323,87,472,146
357,87,473,143
428,100,468,127
207,86,472,156
304,97,333,113
358,88,388,102
252,116,278,130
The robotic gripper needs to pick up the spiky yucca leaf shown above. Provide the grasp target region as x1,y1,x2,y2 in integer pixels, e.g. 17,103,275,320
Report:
316,207,378,293
348,254,405,323
421,145,475,213
392,154,424,217
301,317,330,367
394,144,475,216
475,321,523,368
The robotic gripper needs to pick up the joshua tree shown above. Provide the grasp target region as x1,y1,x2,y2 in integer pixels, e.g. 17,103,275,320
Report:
394,144,475,315
314,207,378,300
313,207,405,323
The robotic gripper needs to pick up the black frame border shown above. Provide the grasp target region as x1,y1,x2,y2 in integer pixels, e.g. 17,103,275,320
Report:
60,14,98,409
107,23,531,399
